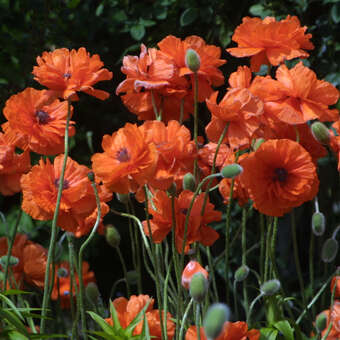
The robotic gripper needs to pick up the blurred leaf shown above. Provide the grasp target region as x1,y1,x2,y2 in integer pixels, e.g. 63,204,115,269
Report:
112,10,127,22
219,23,232,48
0,78,8,85
260,328,278,340
130,24,145,41
139,18,155,27
273,321,294,340
96,3,104,16
323,0,339,3
154,6,167,20
249,4,274,18
67,0,81,9
331,4,340,24
180,8,198,27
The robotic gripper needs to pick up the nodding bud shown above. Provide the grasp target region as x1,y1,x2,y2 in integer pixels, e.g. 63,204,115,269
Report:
203,303,230,340
253,138,265,150
185,49,200,73
221,164,243,179
105,225,121,248
0,255,19,267
312,212,326,236
166,182,177,196
311,122,330,145
315,312,328,333
260,279,281,296
321,238,339,263
190,272,209,302
86,282,100,304
87,171,95,182
116,193,129,204
57,267,69,278
183,173,196,192
234,265,250,282
126,270,139,285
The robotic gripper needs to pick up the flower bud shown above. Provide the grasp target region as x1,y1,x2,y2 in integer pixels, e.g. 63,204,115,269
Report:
260,279,281,296
126,270,139,286
166,182,177,196
185,49,200,73
57,267,69,278
221,164,243,179
87,171,95,182
190,272,208,302
86,282,100,304
0,255,19,267
234,265,249,282
116,193,129,204
312,212,326,236
183,173,196,192
315,312,328,333
182,260,208,289
105,225,121,248
321,238,338,263
203,303,230,340
253,138,265,150
311,122,330,145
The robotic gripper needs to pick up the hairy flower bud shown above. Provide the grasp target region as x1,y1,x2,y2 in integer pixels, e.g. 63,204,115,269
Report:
183,173,196,192
260,279,281,296
312,212,326,236
315,312,328,333
321,238,338,263
234,265,250,282
221,164,243,179
203,303,230,340
190,272,208,302
185,49,200,73
86,282,100,304
105,225,121,248
311,122,330,145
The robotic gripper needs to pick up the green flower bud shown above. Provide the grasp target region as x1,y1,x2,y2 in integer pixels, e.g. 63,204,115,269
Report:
234,265,249,282
221,164,243,179
126,270,139,286
253,138,265,150
312,212,326,236
0,255,19,267
315,312,328,333
86,282,100,304
57,267,69,278
87,171,95,182
321,238,338,263
203,303,230,340
185,49,200,73
183,173,196,192
166,182,177,196
105,225,121,248
189,272,208,302
260,279,281,296
116,193,129,204
311,122,330,145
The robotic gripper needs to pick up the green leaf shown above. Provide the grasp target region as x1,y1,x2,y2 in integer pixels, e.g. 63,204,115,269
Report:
109,300,122,332
88,311,116,337
331,4,340,24
219,23,232,48
273,321,294,340
180,8,198,27
0,78,8,85
96,3,104,16
67,0,81,9
0,293,25,321
154,6,167,20
139,19,156,27
130,24,145,41
7,331,28,340
260,328,278,340
249,4,274,18
0,310,30,336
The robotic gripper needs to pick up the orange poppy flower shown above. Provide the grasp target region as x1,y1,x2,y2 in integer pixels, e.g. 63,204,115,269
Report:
185,321,260,340
139,120,197,191
228,66,252,90
92,123,158,194
32,47,113,101
205,88,264,150
181,260,208,289
0,133,31,196
331,276,340,298
240,139,319,216
143,189,220,253
316,301,340,340
2,88,75,155
227,16,314,72
250,62,339,125
21,154,111,235
105,294,175,339
51,261,95,309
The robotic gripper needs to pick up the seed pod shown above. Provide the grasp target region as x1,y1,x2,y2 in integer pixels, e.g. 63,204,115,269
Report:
116,193,129,204
185,49,200,73
221,164,243,179
190,272,208,302
183,173,196,192
105,225,121,248
126,270,139,286
311,122,330,145
234,265,249,282
321,238,338,263
260,279,281,296
311,212,326,236
86,282,100,304
203,303,230,340
57,267,69,278
315,312,328,333
0,255,19,267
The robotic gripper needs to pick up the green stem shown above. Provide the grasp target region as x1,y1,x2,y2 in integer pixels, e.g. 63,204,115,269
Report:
247,294,263,325
40,99,71,333
193,72,199,180
264,218,273,282
260,214,265,283
151,90,160,120
241,208,249,318
196,303,201,340
178,298,194,340
115,246,130,297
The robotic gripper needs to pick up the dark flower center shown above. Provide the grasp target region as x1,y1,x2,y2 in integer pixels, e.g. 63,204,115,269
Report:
116,148,130,162
180,208,188,215
35,110,50,125
54,178,70,189
273,168,288,182
63,72,72,79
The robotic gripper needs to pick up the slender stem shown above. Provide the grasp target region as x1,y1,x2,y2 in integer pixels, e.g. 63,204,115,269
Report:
193,72,199,179
115,247,130,297
66,234,76,324
233,280,239,320
264,218,273,282
206,247,219,302
77,178,102,340
196,303,201,340
270,217,279,280
40,99,71,333
241,208,249,318
178,298,194,340
151,90,160,120
309,230,315,316
259,214,265,282
247,294,263,325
